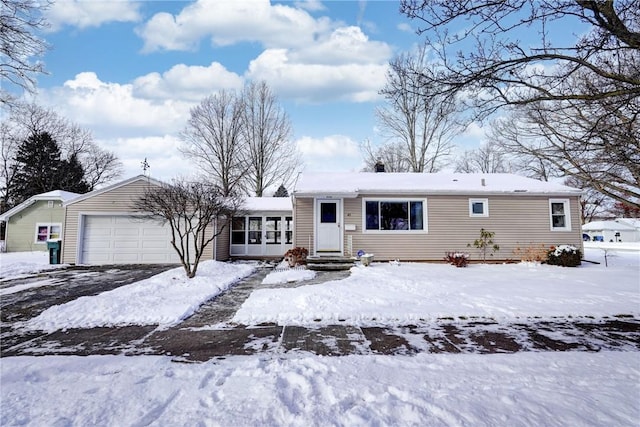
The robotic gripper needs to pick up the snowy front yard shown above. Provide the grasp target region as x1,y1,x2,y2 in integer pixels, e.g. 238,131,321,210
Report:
1,245,639,426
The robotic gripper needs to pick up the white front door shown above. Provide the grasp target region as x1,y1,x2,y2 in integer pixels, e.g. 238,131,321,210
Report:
316,199,342,253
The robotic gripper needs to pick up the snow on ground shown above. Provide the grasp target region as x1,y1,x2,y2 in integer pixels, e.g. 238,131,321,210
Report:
22,261,256,332
263,264,316,285
1,248,639,426
0,251,67,280
2,352,638,426
9,247,640,331
234,248,640,326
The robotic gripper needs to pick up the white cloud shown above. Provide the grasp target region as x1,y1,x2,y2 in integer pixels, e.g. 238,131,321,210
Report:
462,121,486,139
105,135,192,182
46,0,141,31
296,134,359,157
137,0,331,52
397,22,413,33
132,62,244,101
296,135,363,172
290,26,391,65
247,49,388,103
136,1,392,104
37,72,192,137
294,0,326,12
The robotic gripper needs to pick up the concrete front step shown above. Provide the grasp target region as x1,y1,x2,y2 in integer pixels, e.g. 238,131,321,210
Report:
306,256,356,263
306,255,356,271
307,263,355,271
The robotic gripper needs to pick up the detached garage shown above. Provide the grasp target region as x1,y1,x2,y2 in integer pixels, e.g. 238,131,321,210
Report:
62,175,220,265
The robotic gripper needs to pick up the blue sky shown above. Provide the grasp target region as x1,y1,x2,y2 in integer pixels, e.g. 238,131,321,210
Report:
14,0,486,184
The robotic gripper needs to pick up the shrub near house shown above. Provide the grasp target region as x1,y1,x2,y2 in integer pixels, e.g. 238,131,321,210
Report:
547,245,582,267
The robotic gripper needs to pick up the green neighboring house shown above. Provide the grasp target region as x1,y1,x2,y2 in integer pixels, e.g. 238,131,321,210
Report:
0,190,81,253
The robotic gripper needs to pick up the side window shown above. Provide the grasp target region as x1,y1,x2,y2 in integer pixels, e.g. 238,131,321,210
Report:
34,224,61,243
248,217,262,244
265,217,281,245
231,217,246,244
549,199,571,231
469,199,489,217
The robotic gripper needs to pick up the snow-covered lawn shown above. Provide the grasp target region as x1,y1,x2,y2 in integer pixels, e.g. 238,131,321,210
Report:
0,251,68,280
234,246,640,326
2,352,638,426
1,246,639,426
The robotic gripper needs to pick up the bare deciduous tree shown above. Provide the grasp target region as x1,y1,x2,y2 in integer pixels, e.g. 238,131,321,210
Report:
3,103,123,191
1,0,51,106
400,1,639,207
180,92,246,197
133,178,244,278
455,141,511,174
564,176,613,224
490,93,639,209
359,139,410,172
376,46,465,172
0,121,21,212
241,81,301,196
399,0,640,117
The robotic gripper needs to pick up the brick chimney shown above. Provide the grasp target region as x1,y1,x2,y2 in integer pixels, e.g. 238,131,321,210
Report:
375,160,385,173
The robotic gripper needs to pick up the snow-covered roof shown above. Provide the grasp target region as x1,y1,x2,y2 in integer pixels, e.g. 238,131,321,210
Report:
293,172,582,196
32,190,81,202
0,190,82,222
582,220,638,231
616,218,640,229
242,197,292,212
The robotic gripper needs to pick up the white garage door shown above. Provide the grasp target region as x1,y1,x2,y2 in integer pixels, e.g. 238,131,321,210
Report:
81,215,180,264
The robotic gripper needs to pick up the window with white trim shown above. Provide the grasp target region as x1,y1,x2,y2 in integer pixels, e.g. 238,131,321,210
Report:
364,199,426,232
35,223,61,243
549,199,571,231
469,198,489,217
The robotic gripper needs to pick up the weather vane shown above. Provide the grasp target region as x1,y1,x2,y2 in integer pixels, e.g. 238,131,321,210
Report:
141,157,150,175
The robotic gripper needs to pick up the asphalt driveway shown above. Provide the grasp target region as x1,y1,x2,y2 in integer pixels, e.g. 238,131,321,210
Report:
1,265,638,361
0,264,176,351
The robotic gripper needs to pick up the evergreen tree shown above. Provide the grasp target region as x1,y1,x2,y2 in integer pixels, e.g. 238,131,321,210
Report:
59,153,90,194
12,132,89,203
13,132,63,200
273,184,289,197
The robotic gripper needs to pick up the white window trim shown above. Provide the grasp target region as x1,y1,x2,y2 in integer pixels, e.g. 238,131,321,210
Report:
549,199,571,231
362,198,428,234
469,198,489,217
230,214,293,255
34,223,62,244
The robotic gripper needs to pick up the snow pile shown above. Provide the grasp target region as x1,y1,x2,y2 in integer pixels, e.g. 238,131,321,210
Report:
23,261,256,331
1,352,637,426
234,251,640,326
0,251,67,280
262,267,316,284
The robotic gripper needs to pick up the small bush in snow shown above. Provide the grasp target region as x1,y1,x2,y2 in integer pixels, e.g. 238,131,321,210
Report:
284,247,309,267
444,251,469,267
468,228,500,262
547,245,582,267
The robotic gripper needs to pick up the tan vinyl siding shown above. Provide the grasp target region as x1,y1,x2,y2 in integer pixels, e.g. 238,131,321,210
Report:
215,219,230,261
62,178,215,264
293,197,314,253
6,200,65,252
341,194,582,262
